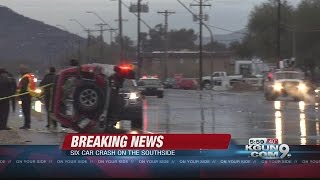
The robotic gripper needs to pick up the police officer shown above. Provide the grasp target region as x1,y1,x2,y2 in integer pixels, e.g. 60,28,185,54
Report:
17,65,36,129
70,59,79,66
0,67,12,130
40,67,57,128
7,72,17,112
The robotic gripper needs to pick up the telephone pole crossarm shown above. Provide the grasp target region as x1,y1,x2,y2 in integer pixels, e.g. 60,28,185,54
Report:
157,10,175,80
190,0,211,90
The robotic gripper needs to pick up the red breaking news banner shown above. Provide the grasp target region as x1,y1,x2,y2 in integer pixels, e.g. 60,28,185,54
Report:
61,134,231,150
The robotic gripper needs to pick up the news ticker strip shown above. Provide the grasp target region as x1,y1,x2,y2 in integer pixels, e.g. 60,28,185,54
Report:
62,134,231,150
1,159,320,165
2,144,320,178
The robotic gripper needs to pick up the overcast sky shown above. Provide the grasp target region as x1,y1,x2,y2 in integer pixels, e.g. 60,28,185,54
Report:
0,0,301,41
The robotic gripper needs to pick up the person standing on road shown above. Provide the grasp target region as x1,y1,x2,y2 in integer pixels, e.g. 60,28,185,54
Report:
69,59,79,66
17,65,36,129
0,68,12,130
7,72,17,112
40,67,57,128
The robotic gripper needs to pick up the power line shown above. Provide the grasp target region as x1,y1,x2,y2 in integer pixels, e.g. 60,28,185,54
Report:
128,0,148,78
277,0,281,67
69,19,88,31
119,0,123,58
216,38,244,42
69,19,99,63
206,24,248,35
121,1,152,30
95,23,109,59
177,0,247,35
86,11,119,36
158,10,176,80
111,0,128,61
137,0,143,79
69,19,98,47
190,0,211,91
106,28,118,43
282,24,320,33
177,0,195,16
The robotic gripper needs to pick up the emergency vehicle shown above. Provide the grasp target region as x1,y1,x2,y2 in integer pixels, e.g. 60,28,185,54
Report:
264,69,309,101
138,76,164,98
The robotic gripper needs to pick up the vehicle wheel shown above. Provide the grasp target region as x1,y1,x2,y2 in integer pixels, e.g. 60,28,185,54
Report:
73,82,104,113
294,96,304,102
132,118,143,130
265,94,277,101
203,81,212,90
230,79,241,86
157,92,164,98
131,110,143,130
141,94,146,99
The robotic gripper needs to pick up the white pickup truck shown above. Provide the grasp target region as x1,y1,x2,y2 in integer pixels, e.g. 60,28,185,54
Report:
202,71,243,89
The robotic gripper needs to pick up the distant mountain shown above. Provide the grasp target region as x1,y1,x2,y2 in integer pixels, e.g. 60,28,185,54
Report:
0,6,85,74
203,29,247,46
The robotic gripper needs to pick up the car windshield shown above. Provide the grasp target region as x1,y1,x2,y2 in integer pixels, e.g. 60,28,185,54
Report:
122,80,137,88
275,72,304,80
140,79,160,85
166,78,175,82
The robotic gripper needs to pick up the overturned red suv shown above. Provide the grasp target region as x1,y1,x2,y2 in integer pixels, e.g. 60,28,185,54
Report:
49,63,143,133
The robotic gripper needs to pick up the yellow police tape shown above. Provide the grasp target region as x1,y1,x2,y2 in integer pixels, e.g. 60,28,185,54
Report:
0,83,53,101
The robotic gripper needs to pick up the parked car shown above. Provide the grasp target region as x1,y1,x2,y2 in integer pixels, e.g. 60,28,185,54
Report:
176,79,198,90
163,78,177,89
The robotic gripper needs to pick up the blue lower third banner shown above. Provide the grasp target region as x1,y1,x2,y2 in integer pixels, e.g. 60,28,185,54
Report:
0,144,320,178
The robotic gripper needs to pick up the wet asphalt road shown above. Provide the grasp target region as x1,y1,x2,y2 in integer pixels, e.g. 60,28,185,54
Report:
1,89,320,145
141,89,320,145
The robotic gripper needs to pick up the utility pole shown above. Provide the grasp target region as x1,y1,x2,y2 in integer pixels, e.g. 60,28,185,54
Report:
95,23,109,59
56,24,84,62
121,1,152,30
86,11,118,62
177,0,214,89
277,0,281,67
119,0,124,61
130,0,149,79
77,39,81,61
111,0,127,61
85,29,93,47
137,0,142,78
106,28,118,44
70,18,100,63
56,24,71,63
86,29,92,62
292,30,296,59
114,17,128,60
114,19,128,61
191,0,211,90
157,10,175,80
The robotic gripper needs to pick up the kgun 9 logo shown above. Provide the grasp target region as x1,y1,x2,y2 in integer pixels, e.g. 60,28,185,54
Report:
246,138,291,159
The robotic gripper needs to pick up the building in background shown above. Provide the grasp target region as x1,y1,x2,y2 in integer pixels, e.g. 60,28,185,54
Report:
142,51,233,79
